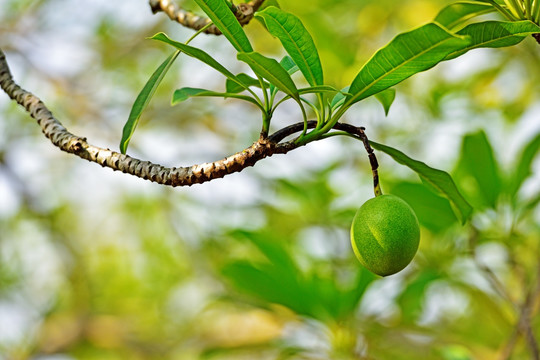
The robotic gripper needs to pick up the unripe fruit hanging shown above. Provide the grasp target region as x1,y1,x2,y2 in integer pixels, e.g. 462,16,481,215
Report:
350,194,420,276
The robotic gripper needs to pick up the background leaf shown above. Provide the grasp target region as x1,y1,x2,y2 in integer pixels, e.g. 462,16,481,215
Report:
454,130,501,209
221,261,309,314
256,7,323,86
120,50,179,154
509,132,540,197
193,0,253,52
371,141,473,224
396,270,441,324
390,182,458,232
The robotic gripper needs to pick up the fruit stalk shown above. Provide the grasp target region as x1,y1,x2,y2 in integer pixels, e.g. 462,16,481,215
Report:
356,127,382,197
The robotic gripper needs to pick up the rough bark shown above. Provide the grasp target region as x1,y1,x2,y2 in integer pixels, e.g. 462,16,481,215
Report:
0,49,369,187
149,0,264,35
0,49,278,186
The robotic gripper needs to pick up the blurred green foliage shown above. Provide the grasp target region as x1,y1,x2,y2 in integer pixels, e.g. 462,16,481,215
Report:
1,0,540,359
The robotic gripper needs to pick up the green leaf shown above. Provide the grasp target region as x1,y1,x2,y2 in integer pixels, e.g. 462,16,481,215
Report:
193,0,253,52
330,86,350,109
225,73,267,93
454,131,501,209
238,52,299,100
270,56,299,95
256,7,323,86
280,55,300,75
152,33,244,89
298,85,339,95
222,260,320,319
397,270,441,324
434,1,495,30
120,50,179,154
233,230,298,275
221,261,306,313
446,20,540,60
374,88,396,116
370,141,473,224
172,87,262,108
340,267,376,319
523,192,540,214
509,132,540,197
345,23,470,107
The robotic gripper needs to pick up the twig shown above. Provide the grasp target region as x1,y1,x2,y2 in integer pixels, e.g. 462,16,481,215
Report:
500,276,540,360
358,127,381,196
269,122,381,195
523,261,540,359
0,49,370,187
470,227,517,306
149,0,264,35
490,236,540,359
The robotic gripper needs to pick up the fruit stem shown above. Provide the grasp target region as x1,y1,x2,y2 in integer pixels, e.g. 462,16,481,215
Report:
357,127,383,197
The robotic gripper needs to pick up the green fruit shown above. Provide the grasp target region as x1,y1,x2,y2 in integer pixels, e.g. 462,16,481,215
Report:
350,194,420,276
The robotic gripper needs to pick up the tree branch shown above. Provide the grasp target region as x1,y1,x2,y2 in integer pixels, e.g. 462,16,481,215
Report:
149,0,264,35
0,49,368,187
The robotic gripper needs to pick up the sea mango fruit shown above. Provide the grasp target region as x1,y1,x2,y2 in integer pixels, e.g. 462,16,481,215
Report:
350,194,420,276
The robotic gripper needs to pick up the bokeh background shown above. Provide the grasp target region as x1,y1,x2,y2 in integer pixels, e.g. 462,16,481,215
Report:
1,1,540,359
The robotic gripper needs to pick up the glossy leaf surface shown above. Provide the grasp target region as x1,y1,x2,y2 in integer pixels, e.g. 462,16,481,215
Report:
193,0,253,52
152,33,244,88
446,20,540,59
374,88,396,116
434,1,495,29
238,52,299,100
345,23,470,107
120,50,179,154
256,7,323,86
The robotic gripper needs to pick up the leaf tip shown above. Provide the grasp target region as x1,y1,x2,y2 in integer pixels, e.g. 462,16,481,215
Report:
150,32,168,42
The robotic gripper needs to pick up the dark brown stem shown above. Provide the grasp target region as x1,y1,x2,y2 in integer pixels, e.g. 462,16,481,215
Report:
0,49,370,187
149,0,263,35
269,121,381,195
534,33,540,45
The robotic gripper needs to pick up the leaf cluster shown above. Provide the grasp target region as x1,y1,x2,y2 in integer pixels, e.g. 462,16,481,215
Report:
120,0,540,222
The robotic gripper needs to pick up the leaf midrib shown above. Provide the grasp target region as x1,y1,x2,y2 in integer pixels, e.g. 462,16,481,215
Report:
450,25,533,56
266,14,318,85
197,1,248,51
